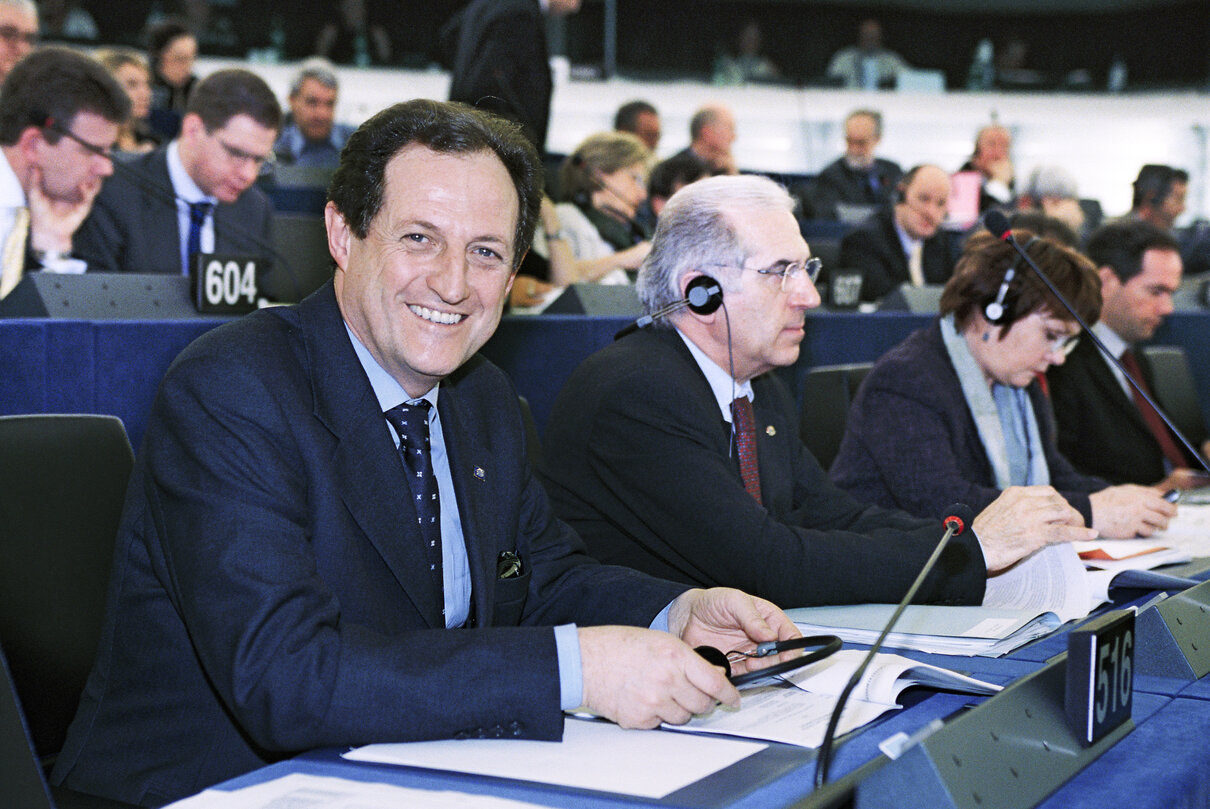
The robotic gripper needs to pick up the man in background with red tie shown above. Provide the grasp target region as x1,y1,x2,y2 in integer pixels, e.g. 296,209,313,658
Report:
1049,220,1209,488
541,174,1094,609
0,46,127,300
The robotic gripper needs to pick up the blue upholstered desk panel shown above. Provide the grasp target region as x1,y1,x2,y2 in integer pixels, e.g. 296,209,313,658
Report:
4,309,1210,456
2,311,937,450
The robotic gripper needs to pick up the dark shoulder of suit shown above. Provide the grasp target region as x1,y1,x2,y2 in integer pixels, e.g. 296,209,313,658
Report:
1046,336,1168,485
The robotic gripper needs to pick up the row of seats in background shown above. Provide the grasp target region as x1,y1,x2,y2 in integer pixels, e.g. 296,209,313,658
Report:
257,160,1210,315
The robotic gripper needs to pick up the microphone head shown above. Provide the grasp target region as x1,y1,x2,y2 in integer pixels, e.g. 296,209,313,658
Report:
942,503,975,535
983,210,1012,241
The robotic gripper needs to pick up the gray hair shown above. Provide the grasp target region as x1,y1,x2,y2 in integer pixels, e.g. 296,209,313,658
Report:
637,174,796,318
1025,164,1078,201
289,57,339,96
846,108,883,138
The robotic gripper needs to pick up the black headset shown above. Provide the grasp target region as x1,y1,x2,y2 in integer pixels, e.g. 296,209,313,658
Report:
613,274,723,339
685,273,724,314
984,235,1039,324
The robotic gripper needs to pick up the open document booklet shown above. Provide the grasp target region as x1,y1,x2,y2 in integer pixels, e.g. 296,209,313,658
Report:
789,538,1198,657
664,649,999,748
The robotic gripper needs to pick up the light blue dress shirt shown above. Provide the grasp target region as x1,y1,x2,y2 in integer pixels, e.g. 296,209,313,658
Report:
165,141,216,276
344,325,586,707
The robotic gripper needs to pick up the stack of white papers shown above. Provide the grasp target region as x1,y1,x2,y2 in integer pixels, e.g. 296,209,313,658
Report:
788,604,1061,657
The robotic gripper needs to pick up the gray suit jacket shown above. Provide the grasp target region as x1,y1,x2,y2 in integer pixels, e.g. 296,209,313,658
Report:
75,147,273,274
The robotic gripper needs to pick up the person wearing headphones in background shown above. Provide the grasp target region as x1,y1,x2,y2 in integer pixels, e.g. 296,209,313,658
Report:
547,130,653,285
837,163,957,303
540,174,1096,609
0,46,128,300
830,230,1174,538
1125,163,1187,233
74,68,280,276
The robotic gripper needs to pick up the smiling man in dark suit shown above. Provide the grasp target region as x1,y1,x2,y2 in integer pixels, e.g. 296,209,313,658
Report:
541,174,1093,609
51,100,796,807
74,68,280,276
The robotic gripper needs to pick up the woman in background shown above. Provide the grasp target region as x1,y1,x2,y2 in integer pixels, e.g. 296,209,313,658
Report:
551,131,653,285
146,19,197,140
95,47,161,154
830,230,1175,538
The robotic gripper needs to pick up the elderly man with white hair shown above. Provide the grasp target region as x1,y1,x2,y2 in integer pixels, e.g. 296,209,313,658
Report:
1018,164,1086,238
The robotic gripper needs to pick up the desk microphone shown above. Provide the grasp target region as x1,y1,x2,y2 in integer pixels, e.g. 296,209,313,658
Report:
42,117,304,301
983,209,1210,476
813,504,975,789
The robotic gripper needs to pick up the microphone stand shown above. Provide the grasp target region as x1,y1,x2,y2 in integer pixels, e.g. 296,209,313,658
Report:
813,506,974,788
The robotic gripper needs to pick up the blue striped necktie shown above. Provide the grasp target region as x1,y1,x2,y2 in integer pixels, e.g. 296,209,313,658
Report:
384,401,443,605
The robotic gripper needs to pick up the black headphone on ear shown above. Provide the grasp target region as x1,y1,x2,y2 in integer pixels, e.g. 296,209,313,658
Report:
984,235,1039,324
613,274,724,339
685,274,723,315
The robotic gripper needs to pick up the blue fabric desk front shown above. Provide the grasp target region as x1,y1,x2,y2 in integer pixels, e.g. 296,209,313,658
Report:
7,309,1209,452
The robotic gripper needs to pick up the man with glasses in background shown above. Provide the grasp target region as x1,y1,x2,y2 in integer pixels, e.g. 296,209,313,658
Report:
0,0,36,84
541,174,1093,608
0,46,128,300
75,68,280,275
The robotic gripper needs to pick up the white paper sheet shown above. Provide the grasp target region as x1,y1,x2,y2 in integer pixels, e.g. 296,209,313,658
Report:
342,717,765,799
667,651,998,748
165,772,548,809
1146,503,1210,557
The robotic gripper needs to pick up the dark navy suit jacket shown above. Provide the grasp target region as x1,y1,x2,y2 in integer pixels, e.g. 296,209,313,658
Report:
838,207,955,302
74,147,273,274
831,321,1104,524
52,284,684,806
540,327,986,610
1047,335,1196,485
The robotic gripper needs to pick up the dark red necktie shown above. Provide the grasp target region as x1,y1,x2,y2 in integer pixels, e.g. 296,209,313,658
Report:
731,396,762,504
1120,349,1187,469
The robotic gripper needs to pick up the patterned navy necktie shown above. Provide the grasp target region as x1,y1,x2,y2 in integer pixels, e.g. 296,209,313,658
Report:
185,201,214,275
384,401,443,602
731,396,762,505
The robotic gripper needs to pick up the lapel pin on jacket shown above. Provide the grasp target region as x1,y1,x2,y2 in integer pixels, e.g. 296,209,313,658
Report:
474,466,486,481
766,425,776,436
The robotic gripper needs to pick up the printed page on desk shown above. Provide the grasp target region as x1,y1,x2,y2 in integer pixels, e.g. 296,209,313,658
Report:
1144,502,1210,557
987,539,1199,622
664,650,998,748
342,716,765,799
165,772,548,808
982,541,1094,622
